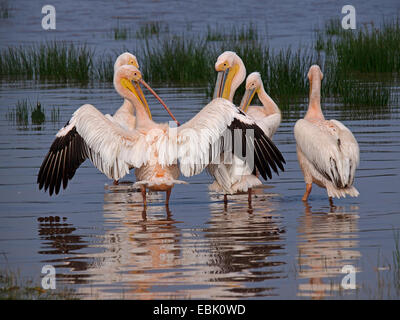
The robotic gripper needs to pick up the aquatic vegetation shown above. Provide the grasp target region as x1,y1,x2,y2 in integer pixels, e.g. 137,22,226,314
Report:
317,18,400,73
6,100,62,126
136,22,168,39
14,99,29,126
31,102,46,125
206,23,259,42
94,54,114,82
0,0,10,19
141,36,215,85
0,21,399,109
112,21,131,40
0,41,93,82
50,107,60,123
0,268,77,300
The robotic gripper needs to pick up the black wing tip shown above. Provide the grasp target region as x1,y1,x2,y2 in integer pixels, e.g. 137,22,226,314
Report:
37,126,86,196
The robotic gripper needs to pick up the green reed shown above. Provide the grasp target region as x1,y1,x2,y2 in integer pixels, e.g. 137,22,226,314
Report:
141,36,215,85
50,107,60,123
0,22,399,109
0,41,93,82
6,100,62,126
317,18,400,73
0,268,78,300
136,22,168,39
31,102,45,125
0,0,10,19
14,99,29,126
112,22,131,40
206,23,259,42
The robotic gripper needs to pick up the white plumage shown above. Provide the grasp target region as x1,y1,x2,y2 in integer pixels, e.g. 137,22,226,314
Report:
294,65,360,201
38,65,283,205
111,52,140,131
209,54,285,196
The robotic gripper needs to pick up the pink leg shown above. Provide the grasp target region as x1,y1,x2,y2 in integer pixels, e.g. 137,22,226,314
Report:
140,185,147,207
302,183,312,202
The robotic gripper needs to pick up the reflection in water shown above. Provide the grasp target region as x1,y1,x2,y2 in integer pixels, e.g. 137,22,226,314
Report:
77,187,182,299
73,186,287,299
37,216,89,283
205,188,286,297
296,202,360,299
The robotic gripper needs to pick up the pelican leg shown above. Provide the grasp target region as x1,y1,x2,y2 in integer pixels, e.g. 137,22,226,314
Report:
302,183,312,202
166,189,171,207
224,194,228,211
113,180,119,185
329,197,336,208
248,188,253,208
140,185,147,207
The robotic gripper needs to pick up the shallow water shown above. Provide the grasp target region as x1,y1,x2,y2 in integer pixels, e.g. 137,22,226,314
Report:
0,80,399,299
1,0,400,300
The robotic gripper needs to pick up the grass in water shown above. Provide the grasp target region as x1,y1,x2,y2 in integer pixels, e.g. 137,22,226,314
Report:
206,23,259,42
0,41,93,82
317,18,400,73
141,36,215,85
6,100,62,126
113,23,131,40
50,107,60,123
0,268,78,300
31,102,45,125
0,21,399,109
0,0,10,19
136,22,168,39
14,99,29,126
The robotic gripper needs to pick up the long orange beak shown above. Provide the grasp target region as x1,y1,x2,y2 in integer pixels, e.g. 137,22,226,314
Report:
138,79,180,126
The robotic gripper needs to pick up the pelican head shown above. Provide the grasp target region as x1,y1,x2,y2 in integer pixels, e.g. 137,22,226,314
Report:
114,65,179,125
239,72,263,112
114,52,139,73
114,65,151,119
213,51,246,101
307,65,323,91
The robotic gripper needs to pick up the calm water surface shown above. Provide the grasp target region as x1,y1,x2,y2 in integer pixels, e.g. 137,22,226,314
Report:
0,0,400,300
0,82,399,299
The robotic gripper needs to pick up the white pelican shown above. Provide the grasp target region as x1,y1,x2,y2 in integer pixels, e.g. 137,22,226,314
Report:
38,64,284,207
107,52,140,185
208,52,285,203
239,72,281,138
37,65,182,205
294,65,360,203
110,52,140,131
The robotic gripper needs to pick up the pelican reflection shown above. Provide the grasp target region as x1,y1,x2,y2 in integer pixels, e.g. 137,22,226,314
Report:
297,202,360,299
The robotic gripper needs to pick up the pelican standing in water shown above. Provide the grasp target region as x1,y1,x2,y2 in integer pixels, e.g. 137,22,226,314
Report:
294,65,360,204
38,65,284,209
37,65,183,206
239,72,281,138
209,51,285,204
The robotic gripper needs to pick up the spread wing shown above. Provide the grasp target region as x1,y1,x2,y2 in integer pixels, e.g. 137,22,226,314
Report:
176,98,285,180
37,104,149,195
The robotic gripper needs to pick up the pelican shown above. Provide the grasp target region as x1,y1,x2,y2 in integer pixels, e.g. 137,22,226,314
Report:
38,62,284,208
239,72,281,138
37,64,183,206
294,65,360,203
110,52,140,131
107,52,140,185
208,51,285,203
